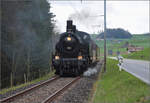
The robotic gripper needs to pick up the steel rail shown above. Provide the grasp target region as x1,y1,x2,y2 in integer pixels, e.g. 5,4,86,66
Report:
42,76,80,103
0,75,59,103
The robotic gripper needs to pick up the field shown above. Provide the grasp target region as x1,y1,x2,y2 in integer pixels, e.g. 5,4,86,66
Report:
92,34,150,56
92,59,150,103
123,48,150,61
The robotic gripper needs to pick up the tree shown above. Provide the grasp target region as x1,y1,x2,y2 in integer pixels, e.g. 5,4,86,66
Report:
98,28,132,39
1,0,55,88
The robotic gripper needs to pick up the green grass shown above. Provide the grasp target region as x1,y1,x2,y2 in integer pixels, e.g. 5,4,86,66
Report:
92,59,150,103
94,35,150,56
123,48,150,61
0,71,55,95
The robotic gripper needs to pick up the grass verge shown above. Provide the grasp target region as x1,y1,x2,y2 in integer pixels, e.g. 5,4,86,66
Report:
123,48,150,61
0,71,55,95
92,59,150,103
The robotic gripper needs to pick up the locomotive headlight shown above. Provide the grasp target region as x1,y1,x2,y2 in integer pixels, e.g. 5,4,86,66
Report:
55,56,60,60
67,37,72,41
78,56,83,60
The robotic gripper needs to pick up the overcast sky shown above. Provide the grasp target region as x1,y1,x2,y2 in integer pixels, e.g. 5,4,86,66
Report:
48,1,149,34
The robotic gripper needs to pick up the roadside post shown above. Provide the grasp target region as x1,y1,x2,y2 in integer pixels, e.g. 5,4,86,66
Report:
103,0,107,72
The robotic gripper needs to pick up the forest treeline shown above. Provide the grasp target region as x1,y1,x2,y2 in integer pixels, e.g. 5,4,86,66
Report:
98,28,132,39
1,0,55,88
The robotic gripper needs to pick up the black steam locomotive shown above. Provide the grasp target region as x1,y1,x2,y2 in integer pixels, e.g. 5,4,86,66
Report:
52,20,100,76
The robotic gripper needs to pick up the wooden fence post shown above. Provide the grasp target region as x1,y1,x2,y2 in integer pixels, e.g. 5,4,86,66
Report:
10,72,13,87
24,73,27,83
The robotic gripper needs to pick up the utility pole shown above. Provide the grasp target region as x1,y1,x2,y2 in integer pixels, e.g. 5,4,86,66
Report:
104,0,107,72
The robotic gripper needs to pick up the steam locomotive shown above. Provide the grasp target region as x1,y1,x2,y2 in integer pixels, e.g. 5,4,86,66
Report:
52,20,100,76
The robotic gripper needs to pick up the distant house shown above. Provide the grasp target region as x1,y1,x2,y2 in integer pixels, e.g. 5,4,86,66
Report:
127,45,144,53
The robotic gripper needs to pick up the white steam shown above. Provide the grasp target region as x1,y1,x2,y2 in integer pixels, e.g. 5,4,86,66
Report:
68,8,103,33
83,67,97,77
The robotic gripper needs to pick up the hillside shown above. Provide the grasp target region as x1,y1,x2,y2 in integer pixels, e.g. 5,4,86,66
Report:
98,28,132,39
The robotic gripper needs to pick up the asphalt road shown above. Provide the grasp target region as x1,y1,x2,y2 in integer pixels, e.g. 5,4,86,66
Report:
121,59,150,85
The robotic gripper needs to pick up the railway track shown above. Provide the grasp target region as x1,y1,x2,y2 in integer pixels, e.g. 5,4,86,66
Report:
0,76,80,103
42,76,80,103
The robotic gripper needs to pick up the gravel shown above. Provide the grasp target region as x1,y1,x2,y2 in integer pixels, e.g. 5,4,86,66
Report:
0,76,56,100
4,78,74,103
53,61,103,103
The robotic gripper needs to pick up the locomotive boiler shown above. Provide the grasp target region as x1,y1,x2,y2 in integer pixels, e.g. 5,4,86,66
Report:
52,20,100,76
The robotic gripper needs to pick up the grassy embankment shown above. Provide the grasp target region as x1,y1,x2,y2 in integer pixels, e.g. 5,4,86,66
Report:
0,71,55,95
92,59,150,103
123,48,150,61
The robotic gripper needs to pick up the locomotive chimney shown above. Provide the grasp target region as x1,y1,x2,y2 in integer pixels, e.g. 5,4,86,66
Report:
66,20,73,32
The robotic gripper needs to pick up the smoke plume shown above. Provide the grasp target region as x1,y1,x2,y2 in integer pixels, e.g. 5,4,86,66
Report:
68,8,103,33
